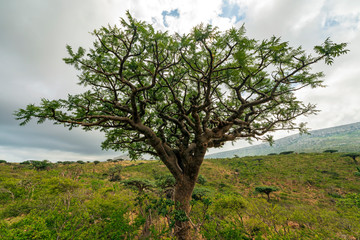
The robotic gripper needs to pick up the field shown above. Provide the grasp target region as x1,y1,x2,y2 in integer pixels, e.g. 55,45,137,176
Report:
1,153,360,239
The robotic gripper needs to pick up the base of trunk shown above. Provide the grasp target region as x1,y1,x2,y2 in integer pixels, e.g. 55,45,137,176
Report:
173,177,196,240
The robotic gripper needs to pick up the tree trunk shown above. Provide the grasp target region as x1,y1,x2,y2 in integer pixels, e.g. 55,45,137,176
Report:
173,175,197,240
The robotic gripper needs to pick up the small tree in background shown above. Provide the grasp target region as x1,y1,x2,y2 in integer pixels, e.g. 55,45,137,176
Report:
121,178,154,193
15,12,348,239
280,151,294,155
31,160,52,171
108,165,123,182
324,149,338,153
255,186,278,201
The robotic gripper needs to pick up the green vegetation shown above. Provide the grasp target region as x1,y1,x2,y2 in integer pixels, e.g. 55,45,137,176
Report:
1,152,359,239
279,151,294,155
342,153,360,164
254,186,278,201
324,149,338,153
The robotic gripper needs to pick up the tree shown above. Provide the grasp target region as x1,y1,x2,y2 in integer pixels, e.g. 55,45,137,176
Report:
30,160,52,171
108,165,123,182
255,186,278,201
15,12,348,239
323,149,338,153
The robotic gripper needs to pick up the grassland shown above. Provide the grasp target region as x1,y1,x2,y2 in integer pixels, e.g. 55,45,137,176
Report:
0,153,359,239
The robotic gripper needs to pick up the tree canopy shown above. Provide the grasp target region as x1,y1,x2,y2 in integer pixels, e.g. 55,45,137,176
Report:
16,13,347,164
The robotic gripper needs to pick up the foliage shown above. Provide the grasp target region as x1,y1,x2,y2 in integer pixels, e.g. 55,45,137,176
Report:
255,186,278,201
0,160,7,164
279,151,294,155
197,174,207,185
337,193,360,209
30,160,52,171
108,165,123,182
121,178,154,193
155,174,176,189
191,187,212,201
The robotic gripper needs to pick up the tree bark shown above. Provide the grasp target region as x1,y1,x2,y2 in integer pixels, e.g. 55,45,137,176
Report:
173,174,197,240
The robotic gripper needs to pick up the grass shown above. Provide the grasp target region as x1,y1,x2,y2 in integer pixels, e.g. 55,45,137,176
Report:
0,153,359,239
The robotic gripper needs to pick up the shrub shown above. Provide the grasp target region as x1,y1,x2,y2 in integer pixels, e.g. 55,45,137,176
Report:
323,149,338,153
337,193,360,208
197,175,207,185
108,165,123,182
0,160,7,164
155,174,176,189
20,160,32,165
192,187,212,201
279,151,294,155
31,160,52,171
121,178,154,193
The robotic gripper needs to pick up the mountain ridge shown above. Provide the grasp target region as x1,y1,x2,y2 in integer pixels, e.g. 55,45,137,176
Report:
206,122,360,158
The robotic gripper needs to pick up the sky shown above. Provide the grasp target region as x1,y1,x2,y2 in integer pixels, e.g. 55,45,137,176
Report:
0,0,359,162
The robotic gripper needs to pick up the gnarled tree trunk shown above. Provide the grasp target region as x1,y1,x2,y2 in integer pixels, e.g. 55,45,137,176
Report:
174,175,197,240
172,149,205,240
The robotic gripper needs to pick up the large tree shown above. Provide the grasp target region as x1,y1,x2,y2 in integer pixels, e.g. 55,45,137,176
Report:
15,13,348,239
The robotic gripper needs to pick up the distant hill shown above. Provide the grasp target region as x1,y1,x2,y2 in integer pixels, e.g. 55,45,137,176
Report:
206,122,360,158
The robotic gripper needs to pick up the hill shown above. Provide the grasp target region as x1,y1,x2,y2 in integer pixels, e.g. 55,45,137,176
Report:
1,153,360,239
207,122,360,159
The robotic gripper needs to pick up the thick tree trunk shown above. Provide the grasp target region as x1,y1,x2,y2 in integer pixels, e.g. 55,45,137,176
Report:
173,175,197,240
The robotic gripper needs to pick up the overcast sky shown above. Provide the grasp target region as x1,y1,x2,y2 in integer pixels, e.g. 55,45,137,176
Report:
1,0,359,162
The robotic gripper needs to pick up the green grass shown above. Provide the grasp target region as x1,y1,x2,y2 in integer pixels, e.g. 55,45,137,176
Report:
0,153,359,239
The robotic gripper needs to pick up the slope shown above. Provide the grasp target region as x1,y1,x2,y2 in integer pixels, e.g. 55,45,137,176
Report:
207,122,360,159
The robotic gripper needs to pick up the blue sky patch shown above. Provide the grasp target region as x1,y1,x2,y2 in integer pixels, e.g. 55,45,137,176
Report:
219,0,245,23
323,17,340,29
162,9,180,27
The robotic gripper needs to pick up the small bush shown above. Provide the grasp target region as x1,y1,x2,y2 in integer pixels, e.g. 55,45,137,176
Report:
155,174,176,189
31,160,52,171
279,151,294,155
324,149,338,153
108,165,123,182
197,175,207,185
121,178,154,193
192,187,212,201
